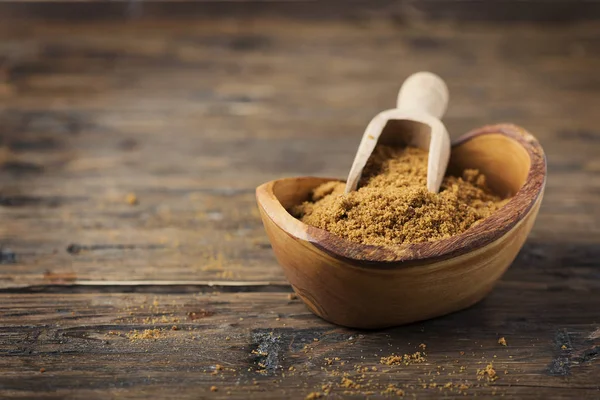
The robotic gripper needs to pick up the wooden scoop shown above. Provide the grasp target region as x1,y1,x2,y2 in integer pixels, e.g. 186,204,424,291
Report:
344,72,451,193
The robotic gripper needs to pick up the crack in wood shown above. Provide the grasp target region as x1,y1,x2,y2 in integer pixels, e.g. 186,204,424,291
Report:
573,346,600,364
0,281,292,294
547,329,600,375
66,243,167,254
0,195,63,207
0,160,44,174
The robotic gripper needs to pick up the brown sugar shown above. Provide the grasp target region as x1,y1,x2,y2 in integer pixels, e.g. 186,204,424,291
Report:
125,192,138,205
341,377,361,389
382,384,404,396
477,363,498,382
340,377,360,389
126,328,162,341
380,351,427,366
292,146,507,247
305,392,322,400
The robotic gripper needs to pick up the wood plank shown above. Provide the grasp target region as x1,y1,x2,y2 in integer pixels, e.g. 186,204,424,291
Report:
2,1,600,23
1,18,600,288
0,287,599,398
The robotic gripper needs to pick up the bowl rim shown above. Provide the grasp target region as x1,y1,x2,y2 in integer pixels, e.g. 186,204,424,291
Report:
256,123,547,267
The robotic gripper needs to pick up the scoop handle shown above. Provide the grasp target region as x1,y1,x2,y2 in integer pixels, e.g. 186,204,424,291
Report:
397,72,449,119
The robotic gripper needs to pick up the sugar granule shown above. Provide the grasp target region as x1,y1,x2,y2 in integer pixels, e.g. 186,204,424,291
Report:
293,146,507,247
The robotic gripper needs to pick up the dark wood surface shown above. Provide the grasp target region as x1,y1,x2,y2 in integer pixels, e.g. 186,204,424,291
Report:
1,5,599,399
3,1,600,23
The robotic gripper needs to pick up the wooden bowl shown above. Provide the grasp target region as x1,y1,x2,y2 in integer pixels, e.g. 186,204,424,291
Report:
256,124,546,329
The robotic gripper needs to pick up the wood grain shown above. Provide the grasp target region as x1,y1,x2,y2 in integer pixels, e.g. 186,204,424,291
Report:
1,17,599,288
1,2,600,23
1,289,599,399
0,8,599,397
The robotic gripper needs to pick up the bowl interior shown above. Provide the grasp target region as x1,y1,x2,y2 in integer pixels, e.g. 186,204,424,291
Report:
448,133,531,198
261,124,546,264
270,176,333,210
273,132,531,207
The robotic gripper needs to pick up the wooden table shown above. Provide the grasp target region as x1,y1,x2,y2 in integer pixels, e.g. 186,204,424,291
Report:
1,4,599,399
